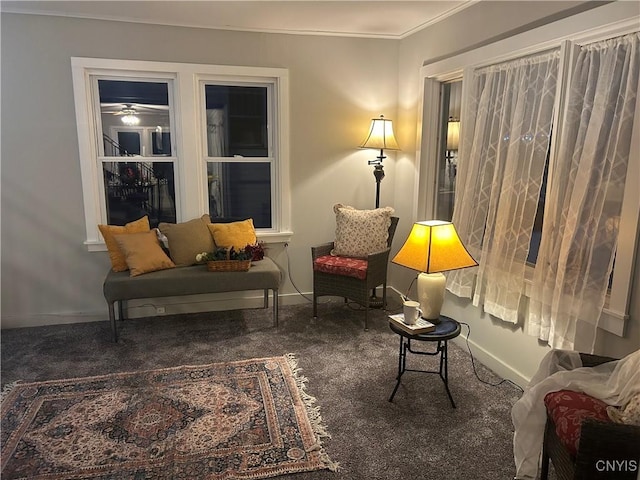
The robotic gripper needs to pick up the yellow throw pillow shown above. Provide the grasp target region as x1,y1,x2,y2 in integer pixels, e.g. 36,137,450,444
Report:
208,219,257,251
98,216,150,272
114,231,176,277
158,214,214,266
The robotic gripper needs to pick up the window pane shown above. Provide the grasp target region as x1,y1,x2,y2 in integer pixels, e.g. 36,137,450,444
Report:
527,150,549,264
204,85,268,157
208,162,271,228
117,131,140,155
103,161,176,227
98,79,171,157
436,81,462,221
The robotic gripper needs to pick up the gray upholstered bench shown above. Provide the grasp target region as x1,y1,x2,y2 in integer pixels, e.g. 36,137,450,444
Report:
103,257,282,342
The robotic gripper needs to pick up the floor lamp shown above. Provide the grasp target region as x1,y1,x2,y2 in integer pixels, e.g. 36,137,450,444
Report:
359,115,400,208
360,114,400,304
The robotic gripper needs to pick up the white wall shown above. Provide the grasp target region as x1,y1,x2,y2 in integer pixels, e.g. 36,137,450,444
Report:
394,1,640,384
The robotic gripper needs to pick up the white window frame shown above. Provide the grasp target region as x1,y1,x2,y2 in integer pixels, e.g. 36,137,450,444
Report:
71,58,292,250
415,3,640,336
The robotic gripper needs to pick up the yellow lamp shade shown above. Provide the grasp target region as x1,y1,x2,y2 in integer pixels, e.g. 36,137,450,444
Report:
392,221,477,273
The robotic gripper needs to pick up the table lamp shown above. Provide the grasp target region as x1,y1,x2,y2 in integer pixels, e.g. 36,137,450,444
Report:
392,220,477,323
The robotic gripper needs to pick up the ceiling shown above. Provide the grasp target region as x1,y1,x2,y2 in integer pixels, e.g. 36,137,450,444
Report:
0,1,473,39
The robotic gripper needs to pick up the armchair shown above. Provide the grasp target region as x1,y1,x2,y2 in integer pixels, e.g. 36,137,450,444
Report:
540,353,640,480
311,216,398,330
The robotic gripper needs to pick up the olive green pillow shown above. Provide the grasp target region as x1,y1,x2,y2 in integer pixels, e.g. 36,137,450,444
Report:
158,214,214,266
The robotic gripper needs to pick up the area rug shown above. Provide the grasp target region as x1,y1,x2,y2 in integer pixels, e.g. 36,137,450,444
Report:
1,354,337,479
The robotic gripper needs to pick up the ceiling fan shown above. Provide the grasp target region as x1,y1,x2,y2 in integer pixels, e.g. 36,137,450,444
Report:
117,104,140,125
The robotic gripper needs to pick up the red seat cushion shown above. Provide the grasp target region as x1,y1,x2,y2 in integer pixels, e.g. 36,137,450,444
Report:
544,389,611,457
313,255,368,280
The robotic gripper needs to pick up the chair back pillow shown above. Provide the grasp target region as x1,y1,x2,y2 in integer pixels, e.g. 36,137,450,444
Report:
331,204,394,258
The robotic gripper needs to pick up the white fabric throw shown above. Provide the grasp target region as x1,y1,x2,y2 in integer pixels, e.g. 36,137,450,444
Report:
511,349,640,479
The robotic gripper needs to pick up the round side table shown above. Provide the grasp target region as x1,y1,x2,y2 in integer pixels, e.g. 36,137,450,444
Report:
388,315,461,408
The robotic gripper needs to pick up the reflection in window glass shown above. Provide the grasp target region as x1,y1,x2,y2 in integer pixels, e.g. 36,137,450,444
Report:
98,79,171,157
103,162,176,227
436,81,462,221
208,162,271,228
204,85,268,157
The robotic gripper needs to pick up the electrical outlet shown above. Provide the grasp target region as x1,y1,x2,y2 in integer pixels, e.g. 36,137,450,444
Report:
156,306,166,314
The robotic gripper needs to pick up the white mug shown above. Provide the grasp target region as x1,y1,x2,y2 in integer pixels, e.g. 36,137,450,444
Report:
403,300,423,325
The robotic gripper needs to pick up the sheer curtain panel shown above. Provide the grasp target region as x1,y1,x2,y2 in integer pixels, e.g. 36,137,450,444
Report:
447,50,560,323
527,33,640,349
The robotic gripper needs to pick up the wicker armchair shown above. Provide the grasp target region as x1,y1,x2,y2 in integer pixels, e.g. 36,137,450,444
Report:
311,216,398,330
540,353,640,480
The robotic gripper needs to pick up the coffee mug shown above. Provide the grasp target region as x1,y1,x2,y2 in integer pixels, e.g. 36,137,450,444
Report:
403,300,423,325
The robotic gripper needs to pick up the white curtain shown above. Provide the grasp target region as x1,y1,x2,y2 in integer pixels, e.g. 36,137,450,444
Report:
527,33,640,350
447,50,560,323
207,109,226,217
207,108,226,157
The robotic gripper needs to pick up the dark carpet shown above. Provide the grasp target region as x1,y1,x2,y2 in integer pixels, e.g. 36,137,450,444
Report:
2,299,524,480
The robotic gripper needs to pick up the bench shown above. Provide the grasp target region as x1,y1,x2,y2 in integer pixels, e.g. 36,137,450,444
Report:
103,257,283,342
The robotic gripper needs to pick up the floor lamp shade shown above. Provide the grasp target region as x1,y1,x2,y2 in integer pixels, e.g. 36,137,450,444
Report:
392,221,477,320
360,115,400,152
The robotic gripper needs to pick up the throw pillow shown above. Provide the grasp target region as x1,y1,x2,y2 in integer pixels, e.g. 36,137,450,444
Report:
113,231,176,277
208,218,257,251
98,216,151,272
331,204,394,258
158,214,214,266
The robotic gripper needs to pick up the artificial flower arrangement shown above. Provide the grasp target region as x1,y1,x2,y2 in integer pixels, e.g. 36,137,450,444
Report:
196,243,265,272
196,247,251,263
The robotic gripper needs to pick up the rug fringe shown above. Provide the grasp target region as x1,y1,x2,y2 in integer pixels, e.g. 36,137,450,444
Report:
1,381,21,404
285,353,341,472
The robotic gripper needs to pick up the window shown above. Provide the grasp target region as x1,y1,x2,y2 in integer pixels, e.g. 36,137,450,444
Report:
72,58,292,250
417,7,639,340
202,84,272,227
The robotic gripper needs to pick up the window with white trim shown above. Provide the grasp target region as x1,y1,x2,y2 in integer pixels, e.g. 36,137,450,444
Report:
417,10,639,342
71,58,292,249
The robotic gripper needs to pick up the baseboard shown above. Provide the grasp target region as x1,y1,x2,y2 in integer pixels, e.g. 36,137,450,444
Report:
451,333,530,388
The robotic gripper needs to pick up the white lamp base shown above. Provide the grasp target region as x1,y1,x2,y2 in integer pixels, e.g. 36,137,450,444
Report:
417,272,446,322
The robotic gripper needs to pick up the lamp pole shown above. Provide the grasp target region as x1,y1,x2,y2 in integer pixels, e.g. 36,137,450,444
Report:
369,149,386,208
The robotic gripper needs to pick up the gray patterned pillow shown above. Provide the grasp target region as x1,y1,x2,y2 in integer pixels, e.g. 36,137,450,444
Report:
331,204,394,258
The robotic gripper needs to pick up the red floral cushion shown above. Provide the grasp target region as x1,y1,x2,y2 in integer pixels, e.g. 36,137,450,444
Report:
544,390,611,457
313,255,368,280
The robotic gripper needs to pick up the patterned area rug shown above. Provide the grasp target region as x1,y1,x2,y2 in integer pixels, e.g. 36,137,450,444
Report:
1,355,337,479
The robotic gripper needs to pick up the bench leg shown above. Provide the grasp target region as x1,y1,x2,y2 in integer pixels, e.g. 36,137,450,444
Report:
119,300,126,320
108,302,118,343
273,289,279,328
263,289,269,309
